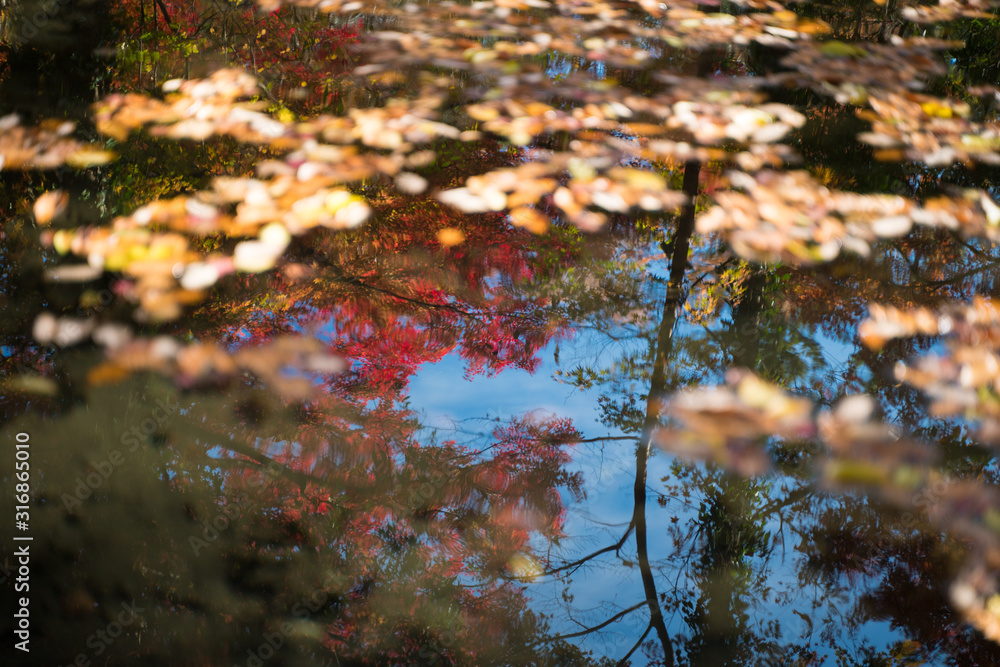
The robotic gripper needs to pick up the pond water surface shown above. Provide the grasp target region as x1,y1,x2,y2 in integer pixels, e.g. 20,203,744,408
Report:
3,2,1000,666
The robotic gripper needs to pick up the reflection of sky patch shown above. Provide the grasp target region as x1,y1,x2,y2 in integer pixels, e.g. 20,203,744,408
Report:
408,296,907,662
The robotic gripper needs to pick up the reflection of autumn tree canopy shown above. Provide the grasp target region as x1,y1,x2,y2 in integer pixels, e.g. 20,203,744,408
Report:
0,52,596,663
0,379,595,665
189,145,589,662
208,400,587,664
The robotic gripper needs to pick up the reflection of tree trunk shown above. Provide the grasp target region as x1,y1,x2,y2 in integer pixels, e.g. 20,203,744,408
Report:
632,160,700,667
730,269,767,369
668,160,701,288
633,433,674,667
154,0,173,29
552,161,701,663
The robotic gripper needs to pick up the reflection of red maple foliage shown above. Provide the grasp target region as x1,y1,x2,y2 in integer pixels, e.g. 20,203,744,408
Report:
199,386,584,662
194,185,578,394
172,170,588,661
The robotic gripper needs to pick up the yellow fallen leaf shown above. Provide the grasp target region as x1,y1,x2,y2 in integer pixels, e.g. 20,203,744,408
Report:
65,147,117,168
507,553,543,582
86,363,132,386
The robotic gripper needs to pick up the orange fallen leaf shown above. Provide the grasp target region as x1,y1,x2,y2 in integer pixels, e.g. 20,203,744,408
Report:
437,227,466,247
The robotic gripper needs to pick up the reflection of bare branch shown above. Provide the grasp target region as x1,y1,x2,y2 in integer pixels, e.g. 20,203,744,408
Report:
533,601,646,645
186,419,356,505
617,622,653,667
573,435,637,444
754,483,815,521
949,232,1000,264
891,238,1000,290
544,527,634,577
332,269,475,317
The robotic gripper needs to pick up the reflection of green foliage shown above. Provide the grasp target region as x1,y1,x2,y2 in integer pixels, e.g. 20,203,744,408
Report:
667,465,800,667
696,473,771,567
96,135,265,217
948,19,1000,88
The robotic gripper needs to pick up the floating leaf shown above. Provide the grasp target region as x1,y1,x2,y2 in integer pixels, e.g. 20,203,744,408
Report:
33,190,69,226
65,147,117,168
437,227,466,246
234,240,282,273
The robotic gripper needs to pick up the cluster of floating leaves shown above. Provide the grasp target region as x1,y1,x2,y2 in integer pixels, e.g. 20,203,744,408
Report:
698,170,1000,264
859,91,1000,166
0,114,115,169
325,0,830,79
31,311,343,399
650,8,829,49
860,299,1000,437
658,368,1000,642
584,84,807,145
237,0,828,197
660,370,934,487
87,15,828,272
230,0,1000,262
441,84,807,223
775,38,951,105
897,0,1000,22
852,298,1000,641
443,86,806,224
72,64,816,319
816,394,940,494
657,368,814,476
658,369,938,489
96,69,290,145
37,168,374,320
44,69,494,320
437,154,688,232
656,98,805,147
89,334,344,400
97,68,467,154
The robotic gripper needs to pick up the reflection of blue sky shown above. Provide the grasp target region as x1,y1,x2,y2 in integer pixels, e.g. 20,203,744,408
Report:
410,345,644,654
409,313,904,663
